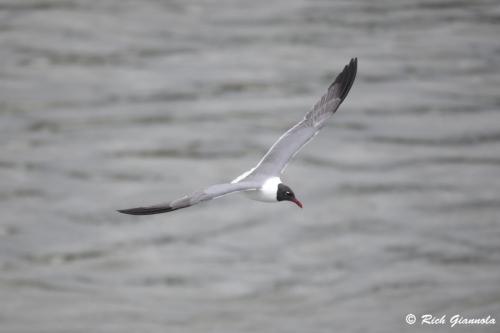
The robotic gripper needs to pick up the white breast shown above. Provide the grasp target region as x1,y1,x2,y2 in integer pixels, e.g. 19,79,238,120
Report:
243,177,281,202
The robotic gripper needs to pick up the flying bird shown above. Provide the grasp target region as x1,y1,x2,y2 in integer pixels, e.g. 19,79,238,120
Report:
118,58,357,215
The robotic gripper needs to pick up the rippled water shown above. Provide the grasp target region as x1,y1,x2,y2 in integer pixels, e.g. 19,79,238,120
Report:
1,0,500,332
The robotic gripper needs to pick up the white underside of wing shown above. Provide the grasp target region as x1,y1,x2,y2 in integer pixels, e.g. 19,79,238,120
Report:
231,167,256,184
279,129,321,174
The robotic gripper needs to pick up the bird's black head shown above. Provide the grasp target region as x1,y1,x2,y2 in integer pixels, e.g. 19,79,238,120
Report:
276,183,303,208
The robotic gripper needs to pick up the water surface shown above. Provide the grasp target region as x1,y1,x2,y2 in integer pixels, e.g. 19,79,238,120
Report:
1,0,499,332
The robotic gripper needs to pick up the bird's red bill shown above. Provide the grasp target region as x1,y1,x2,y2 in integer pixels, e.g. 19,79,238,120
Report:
292,198,303,208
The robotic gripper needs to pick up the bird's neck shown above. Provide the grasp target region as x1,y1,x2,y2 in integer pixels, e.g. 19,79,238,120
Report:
261,177,282,201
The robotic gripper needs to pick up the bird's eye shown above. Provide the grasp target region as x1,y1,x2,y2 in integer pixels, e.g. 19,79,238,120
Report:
285,191,292,196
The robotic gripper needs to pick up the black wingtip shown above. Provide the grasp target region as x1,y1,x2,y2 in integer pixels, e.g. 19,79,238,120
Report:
117,206,176,215
329,57,358,102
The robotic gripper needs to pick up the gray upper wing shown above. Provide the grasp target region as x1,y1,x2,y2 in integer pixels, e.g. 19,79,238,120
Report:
248,58,357,177
118,181,258,215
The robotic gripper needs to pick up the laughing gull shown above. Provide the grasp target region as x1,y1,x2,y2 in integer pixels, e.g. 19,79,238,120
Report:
118,58,357,215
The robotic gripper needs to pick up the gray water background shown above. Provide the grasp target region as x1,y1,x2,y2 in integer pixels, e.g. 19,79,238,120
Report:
1,0,500,332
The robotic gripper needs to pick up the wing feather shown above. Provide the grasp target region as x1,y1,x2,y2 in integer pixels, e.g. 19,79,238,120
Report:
118,182,258,215
246,58,357,177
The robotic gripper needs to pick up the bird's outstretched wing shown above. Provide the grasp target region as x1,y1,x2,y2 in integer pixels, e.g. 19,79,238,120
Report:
118,182,258,215
248,58,357,178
